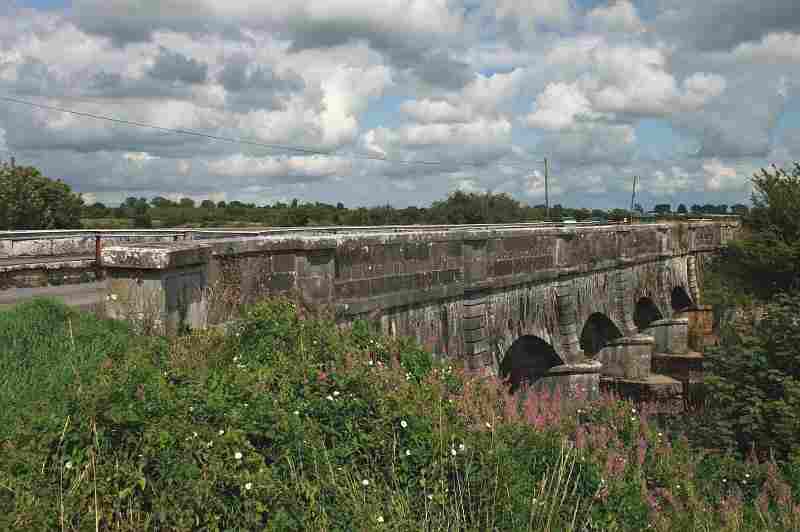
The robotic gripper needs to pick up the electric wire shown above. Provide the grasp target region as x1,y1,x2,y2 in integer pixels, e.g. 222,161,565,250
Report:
0,94,547,170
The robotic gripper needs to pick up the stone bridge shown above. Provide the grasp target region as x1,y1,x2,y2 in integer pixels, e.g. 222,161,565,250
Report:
101,220,739,398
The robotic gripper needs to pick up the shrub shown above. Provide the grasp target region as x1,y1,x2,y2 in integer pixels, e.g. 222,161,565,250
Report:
0,161,84,230
698,291,800,461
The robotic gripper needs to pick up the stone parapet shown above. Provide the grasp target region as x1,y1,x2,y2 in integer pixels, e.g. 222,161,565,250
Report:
0,258,100,290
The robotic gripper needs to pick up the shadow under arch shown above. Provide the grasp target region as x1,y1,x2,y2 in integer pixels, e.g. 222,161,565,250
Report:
634,297,663,331
670,286,694,313
580,313,623,357
500,336,563,391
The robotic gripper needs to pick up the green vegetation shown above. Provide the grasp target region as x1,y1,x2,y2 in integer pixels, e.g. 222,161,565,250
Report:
81,191,740,229
0,160,743,231
715,162,800,299
697,292,800,462
0,160,84,230
1,298,798,530
693,162,800,467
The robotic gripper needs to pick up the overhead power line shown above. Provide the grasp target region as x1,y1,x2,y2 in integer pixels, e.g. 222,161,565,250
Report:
0,94,546,170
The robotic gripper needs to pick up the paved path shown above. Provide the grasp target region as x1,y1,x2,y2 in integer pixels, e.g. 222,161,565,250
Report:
0,281,105,312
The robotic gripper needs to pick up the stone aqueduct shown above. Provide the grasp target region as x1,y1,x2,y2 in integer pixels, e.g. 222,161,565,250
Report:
101,220,739,397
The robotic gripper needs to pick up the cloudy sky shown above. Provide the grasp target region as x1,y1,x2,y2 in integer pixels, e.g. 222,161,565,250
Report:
0,0,798,209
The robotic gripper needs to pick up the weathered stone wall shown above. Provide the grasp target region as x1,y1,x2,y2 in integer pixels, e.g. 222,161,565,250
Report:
101,221,739,375
0,259,100,290
0,232,193,259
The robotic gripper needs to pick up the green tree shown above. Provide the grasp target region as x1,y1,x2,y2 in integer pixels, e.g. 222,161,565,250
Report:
677,203,688,214
0,161,84,230
654,203,671,214
150,196,175,208
719,162,800,297
731,203,749,216
700,292,800,460
84,202,110,218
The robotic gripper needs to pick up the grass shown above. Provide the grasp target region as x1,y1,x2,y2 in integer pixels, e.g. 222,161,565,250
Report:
0,297,798,531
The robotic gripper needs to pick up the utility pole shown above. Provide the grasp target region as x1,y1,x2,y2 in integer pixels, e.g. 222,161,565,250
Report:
629,175,638,222
544,157,550,221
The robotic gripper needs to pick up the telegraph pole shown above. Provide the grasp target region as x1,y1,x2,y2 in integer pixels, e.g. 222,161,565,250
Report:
544,157,550,221
629,175,638,221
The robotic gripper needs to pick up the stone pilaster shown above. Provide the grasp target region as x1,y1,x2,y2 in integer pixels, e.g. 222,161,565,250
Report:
659,260,672,316
687,255,701,305
555,279,582,364
614,269,637,336
461,289,493,374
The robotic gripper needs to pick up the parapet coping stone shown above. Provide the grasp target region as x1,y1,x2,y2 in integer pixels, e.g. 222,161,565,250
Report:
100,222,727,270
545,360,603,375
0,258,96,273
606,333,656,346
647,317,690,327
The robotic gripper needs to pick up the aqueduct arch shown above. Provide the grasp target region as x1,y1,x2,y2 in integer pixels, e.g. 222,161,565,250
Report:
500,335,563,391
671,286,694,313
634,297,663,331
580,313,623,357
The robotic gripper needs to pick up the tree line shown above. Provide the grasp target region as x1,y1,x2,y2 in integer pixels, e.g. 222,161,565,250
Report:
1,159,747,230
85,195,746,229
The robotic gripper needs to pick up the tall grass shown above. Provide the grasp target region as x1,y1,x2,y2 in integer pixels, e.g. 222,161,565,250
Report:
0,297,798,530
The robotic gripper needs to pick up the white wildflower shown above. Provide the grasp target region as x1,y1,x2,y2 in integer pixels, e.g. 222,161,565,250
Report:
65,461,73,470
244,482,252,491
405,449,411,457
218,429,225,436
326,395,334,401
235,452,243,460
450,448,457,456
333,390,340,397
400,420,408,429
485,422,492,429
361,479,370,487
459,443,466,452
377,516,384,523
293,410,300,416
